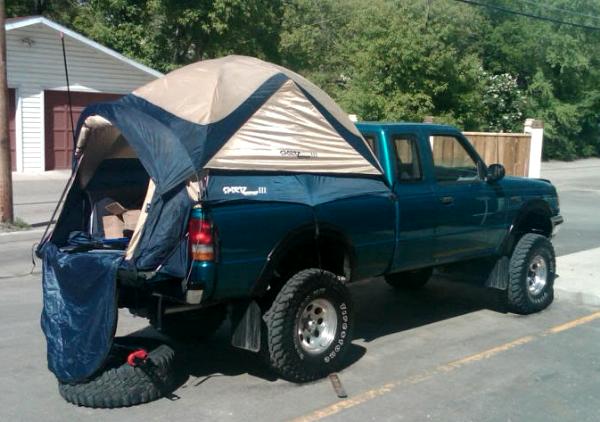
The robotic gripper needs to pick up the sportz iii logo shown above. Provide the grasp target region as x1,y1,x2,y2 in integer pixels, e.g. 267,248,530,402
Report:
222,186,267,196
280,149,318,159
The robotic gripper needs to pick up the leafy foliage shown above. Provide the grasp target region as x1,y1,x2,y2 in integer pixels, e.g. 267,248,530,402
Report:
481,71,526,133
8,0,600,159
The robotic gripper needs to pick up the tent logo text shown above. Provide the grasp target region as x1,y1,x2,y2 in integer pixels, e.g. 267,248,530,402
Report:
280,149,318,159
222,186,267,196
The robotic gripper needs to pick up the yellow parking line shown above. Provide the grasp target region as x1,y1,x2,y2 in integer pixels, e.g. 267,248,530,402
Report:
546,310,600,334
297,383,396,422
292,310,600,422
436,335,535,372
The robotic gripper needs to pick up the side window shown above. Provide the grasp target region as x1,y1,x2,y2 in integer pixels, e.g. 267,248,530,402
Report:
430,135,480,183
363,134,378,155
392,135,422,182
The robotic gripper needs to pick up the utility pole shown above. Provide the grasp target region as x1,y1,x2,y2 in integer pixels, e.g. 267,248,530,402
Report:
0,0,13,223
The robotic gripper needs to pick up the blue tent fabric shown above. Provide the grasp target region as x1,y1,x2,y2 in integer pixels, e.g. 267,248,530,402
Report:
132,184,194,270
49,176,89,246
78,103,196,195
41,243,121,383
205,173,390,206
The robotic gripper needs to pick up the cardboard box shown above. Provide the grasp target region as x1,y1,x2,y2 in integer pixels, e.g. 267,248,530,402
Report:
102,215,124,239
102,202,141,239
122,210,141,232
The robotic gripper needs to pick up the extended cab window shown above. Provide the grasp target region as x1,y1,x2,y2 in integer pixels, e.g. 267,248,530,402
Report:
363,134,378,155
430,135,480,183
392,135,421,182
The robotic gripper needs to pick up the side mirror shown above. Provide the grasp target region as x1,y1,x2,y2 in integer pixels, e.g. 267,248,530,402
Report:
487,163,505,183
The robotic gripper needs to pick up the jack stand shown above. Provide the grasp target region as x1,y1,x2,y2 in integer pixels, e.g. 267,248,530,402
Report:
329,373,347,398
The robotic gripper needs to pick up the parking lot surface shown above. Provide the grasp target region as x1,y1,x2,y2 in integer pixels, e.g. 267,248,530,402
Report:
0,159,599,421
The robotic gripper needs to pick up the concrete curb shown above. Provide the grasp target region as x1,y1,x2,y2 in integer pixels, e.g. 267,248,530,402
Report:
556,246,600,307
555,289,600,307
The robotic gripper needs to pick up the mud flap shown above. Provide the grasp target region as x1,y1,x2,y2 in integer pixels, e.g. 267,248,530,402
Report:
231,300,261,353
41,242,122,383
485,256,509,290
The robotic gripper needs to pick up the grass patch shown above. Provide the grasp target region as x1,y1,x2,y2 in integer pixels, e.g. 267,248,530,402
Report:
0,217,31,232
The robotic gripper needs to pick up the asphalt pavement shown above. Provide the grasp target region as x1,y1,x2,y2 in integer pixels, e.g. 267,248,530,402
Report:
541,159,600,256
11,170,70,228
0,160,598,421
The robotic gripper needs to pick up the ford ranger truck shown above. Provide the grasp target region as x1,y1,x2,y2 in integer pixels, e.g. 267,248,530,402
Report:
119,122,562,382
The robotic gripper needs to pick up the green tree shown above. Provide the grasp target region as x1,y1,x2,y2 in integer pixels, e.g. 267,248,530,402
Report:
9,0,600,160
480,0,600,158
72,0,283,72
7,0,78,23
281,1,489,128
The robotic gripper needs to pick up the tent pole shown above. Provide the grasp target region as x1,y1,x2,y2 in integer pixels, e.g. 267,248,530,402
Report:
36,157,81,256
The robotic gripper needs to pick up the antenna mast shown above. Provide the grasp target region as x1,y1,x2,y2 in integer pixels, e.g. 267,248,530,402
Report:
60,33,77,170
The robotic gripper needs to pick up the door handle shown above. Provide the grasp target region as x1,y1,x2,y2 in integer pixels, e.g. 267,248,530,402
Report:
440,196,454,205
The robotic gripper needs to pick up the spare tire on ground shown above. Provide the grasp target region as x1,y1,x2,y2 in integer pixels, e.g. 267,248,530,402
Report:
58,337,177,408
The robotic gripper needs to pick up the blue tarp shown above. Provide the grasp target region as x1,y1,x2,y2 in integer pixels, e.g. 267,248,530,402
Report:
41,243,121,383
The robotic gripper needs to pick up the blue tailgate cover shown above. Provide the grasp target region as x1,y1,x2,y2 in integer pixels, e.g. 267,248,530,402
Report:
41,243,121,383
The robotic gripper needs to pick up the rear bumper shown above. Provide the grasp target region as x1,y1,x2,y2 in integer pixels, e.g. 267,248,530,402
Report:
551,215,564,236
116,260,213,305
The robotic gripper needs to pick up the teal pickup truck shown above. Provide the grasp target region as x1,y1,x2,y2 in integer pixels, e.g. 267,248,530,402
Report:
117,122,562,383
44,58,564,408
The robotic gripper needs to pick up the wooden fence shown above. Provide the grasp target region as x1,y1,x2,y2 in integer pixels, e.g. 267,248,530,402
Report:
463,132,532,177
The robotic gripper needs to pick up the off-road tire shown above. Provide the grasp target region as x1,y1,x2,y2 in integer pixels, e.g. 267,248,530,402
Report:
263,269,353,383
58,337,176,408
385,268,433,289
151,304,227,341
507,233,556,314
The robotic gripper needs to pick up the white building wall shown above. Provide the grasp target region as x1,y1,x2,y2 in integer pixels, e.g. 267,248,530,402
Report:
20,87,43,172
7,21,160,172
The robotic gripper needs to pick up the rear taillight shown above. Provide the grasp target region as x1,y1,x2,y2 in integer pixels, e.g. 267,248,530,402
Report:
188,207,215,261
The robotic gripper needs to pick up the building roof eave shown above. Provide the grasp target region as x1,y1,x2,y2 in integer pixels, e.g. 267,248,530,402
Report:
6,16,163,78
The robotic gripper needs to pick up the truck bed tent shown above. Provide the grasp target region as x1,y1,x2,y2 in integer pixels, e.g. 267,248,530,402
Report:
39,55,391,383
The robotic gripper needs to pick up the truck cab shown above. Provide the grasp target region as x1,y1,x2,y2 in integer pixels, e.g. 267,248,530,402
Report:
357,122,561,275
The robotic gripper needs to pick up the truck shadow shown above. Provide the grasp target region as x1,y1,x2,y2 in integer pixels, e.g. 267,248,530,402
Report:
125,274,506,389
350,275,507,342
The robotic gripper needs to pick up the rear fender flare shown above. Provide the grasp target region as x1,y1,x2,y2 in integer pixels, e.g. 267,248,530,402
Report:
251,223,356,297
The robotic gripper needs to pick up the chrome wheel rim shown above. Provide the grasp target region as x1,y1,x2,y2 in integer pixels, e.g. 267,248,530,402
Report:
297,298,338,355
527,255,548,295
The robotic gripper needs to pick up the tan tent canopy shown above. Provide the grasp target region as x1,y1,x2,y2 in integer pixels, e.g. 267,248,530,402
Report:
129,55,382,176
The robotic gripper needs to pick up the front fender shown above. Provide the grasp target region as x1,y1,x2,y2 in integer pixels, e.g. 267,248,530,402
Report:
500,199,553,256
